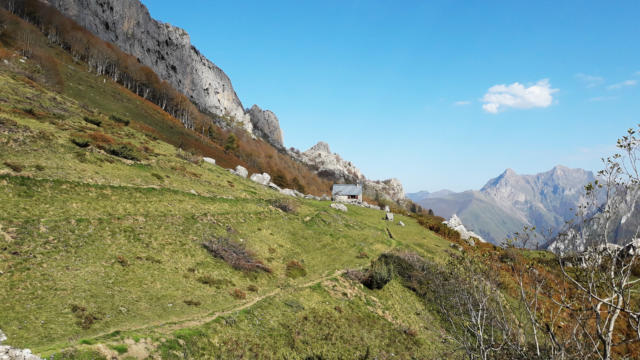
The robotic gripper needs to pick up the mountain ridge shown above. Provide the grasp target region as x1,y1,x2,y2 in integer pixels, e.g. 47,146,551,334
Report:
409,165,595,245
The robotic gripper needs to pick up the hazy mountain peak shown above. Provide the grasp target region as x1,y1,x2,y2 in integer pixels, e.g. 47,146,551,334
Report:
411,165,596,244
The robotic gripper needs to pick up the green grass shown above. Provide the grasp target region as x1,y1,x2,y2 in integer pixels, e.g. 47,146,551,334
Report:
0,57,452,358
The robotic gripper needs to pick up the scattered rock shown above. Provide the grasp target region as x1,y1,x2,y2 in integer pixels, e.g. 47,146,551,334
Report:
331,203,348,212
449,243,464,252
398,221,405,227
279,188,297,197
385,212,394,221
0,330,42,360
320,194,330,201
189,189,198,195
232,165,248,178
384,205,390,212
249,172,271,186
268,182,281,191
202,157,216,165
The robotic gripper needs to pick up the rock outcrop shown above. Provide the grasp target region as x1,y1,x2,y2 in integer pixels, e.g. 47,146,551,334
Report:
248,105,283,148
290,141,405,202
444,214,485,244
292,142,364,183
0,329,42,360
45,0,283,141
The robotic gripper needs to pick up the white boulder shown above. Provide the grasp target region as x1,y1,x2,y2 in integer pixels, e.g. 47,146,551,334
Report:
444,214,486,244
232,165,248,178
398,221,405,227
385,212,394,221
280,188,298,197
268,182,281,191
331,203,348,212
250,172,271,186
202,157,216,165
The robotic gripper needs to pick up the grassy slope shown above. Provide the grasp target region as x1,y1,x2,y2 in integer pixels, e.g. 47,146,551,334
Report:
0,60,452,358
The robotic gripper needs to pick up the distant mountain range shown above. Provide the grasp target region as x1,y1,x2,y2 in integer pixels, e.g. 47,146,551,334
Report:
408,166,596,246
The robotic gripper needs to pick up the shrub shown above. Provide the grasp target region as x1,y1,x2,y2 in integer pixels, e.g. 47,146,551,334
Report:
361,258,393,290
202,237,271,273
247,284,258,292
88,131,114,145
196,275,232,289
184,299,201,306
109,345,128,355
109,114,130,126
22,107,35,116
499,247,520,264
70,304,101,330
272,171,289,188
291,177,306,194
224,133,238,152
106,143,140,161
83,116,101,127
3,161,23,173
116,255,129,267
231,288,246,300
285,260,307,279
151,172,164,181
34,164,44,171
70,134,90,148
357,251,369,259
272,199,297,213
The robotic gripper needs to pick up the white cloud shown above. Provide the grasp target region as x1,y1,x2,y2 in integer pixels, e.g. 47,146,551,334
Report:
607,79,637,90
454,100,471,106
575,73,604,88
481,79,558,114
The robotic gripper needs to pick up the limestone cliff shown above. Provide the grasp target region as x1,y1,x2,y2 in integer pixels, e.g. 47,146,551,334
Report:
45,0,282,144
248,105,283,148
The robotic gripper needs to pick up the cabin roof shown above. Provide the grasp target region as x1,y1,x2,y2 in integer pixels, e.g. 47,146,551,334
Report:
332,184,362,196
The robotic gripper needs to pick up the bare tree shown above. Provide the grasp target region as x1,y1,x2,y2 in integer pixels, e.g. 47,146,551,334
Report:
510,125,640,360
432,255,520,360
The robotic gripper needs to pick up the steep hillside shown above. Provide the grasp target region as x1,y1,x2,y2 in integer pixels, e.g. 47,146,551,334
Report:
409,166,595,245
0,5,332,196
0,16,454,358
42,0,283,144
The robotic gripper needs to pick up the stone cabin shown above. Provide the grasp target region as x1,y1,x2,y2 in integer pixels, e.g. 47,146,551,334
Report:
332,184,363,203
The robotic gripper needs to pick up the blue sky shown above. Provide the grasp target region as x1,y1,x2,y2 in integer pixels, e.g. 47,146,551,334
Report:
143,0,639,192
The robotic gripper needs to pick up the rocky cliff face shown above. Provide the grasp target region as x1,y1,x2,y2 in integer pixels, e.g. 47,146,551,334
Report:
45,0,282,143
291,142,405,202
247,105,283,148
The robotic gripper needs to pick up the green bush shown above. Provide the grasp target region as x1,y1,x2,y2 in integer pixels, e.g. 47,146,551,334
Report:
70,135,90,148
106,143,140,161
109,114,130,126
83,116,101,127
